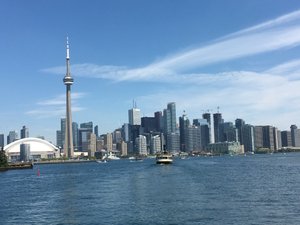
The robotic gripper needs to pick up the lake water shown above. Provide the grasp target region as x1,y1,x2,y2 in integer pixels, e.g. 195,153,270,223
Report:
1,153,300,225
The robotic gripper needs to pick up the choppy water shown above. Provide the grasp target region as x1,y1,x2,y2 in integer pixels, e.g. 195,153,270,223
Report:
1,153,300,225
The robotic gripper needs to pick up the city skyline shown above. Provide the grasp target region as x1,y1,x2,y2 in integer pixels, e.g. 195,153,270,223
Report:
1,1,300,143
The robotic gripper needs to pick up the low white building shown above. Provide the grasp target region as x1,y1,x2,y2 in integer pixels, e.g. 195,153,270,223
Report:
4,137,60,161
206,141,244,155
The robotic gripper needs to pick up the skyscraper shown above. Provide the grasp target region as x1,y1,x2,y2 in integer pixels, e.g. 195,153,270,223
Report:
56,130,62,147
60,118,66,147
235,118,245,144
203,112,213,143
213,113,223,143
136,135,147,155
241,124,254,152
179,112,190,151
166,102,176,134
94,125,99,138
290,125,300,147
154,111,163,132
105,133,113,152
150,135,161,154
0,134,4,148
63,37,74,158
72,122,79,151
20,126,29,139
7,131,18,144
128,105,141,125
281,131,292,147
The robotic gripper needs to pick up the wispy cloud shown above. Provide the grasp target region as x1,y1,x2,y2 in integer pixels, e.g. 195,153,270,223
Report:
40,9,300,130
42,9,300,82
137,69,300,129
26,92,86,118
265,59,300,80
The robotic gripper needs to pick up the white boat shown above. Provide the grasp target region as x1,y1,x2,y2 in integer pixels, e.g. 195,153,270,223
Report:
156,152,173,164
106,152,120,160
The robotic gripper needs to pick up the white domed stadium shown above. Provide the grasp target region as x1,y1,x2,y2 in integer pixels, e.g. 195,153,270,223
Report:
4,137,60,161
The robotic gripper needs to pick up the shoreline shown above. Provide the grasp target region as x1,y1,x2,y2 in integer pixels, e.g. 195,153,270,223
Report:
34,159,97,165
0,162,33,171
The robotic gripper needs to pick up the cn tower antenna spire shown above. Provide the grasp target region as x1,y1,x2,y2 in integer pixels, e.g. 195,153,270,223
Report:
66,36,70,59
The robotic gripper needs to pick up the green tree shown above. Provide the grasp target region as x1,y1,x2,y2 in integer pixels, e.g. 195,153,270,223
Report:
0,148,8,167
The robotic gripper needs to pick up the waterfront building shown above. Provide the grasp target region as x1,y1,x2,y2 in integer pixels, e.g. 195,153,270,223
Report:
88,133,96,158
276,129,282,150
185,126,201,152
254,126,264,150
213,113,223,143
154,111,163,132
78,128,91,152
128,125,141,154
72,122,79,151
164,102,177,150
241,124,255,152
20,126,29,139
56,130,62,148
63,37,74,158
263,126,275,151
281,131,292,147
122,123,130,142
202,112,214,143
254,125,278,151
94,125,99,138
179,112,190,151
136,135,147,155
235,118,245,144
113,129,122,144
96,136,105,151
150,135,161,154
167,132,180,153
220,122,238,142
77,122,94,152
290,125,300,147
193,119,210,149
0,134,4,148
20,143,30,162
105,133,113,152
206,141,244,155
200,124,210,149
60,118,66,148
128,106,141,126
4,137,59,161
164,102,177,135
273,127,281,150
120,141,127,156
141,116,156,133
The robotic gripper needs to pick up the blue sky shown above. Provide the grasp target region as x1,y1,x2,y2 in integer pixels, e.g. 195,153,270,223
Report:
2,0,300,144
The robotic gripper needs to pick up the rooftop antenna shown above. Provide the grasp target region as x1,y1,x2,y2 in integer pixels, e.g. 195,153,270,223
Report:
217,106,220,113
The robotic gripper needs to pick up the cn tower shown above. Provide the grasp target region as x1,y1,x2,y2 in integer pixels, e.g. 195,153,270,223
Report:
63,37,74,158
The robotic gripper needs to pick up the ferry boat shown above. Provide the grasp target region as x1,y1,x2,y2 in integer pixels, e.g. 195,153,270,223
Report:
156,152,173,164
